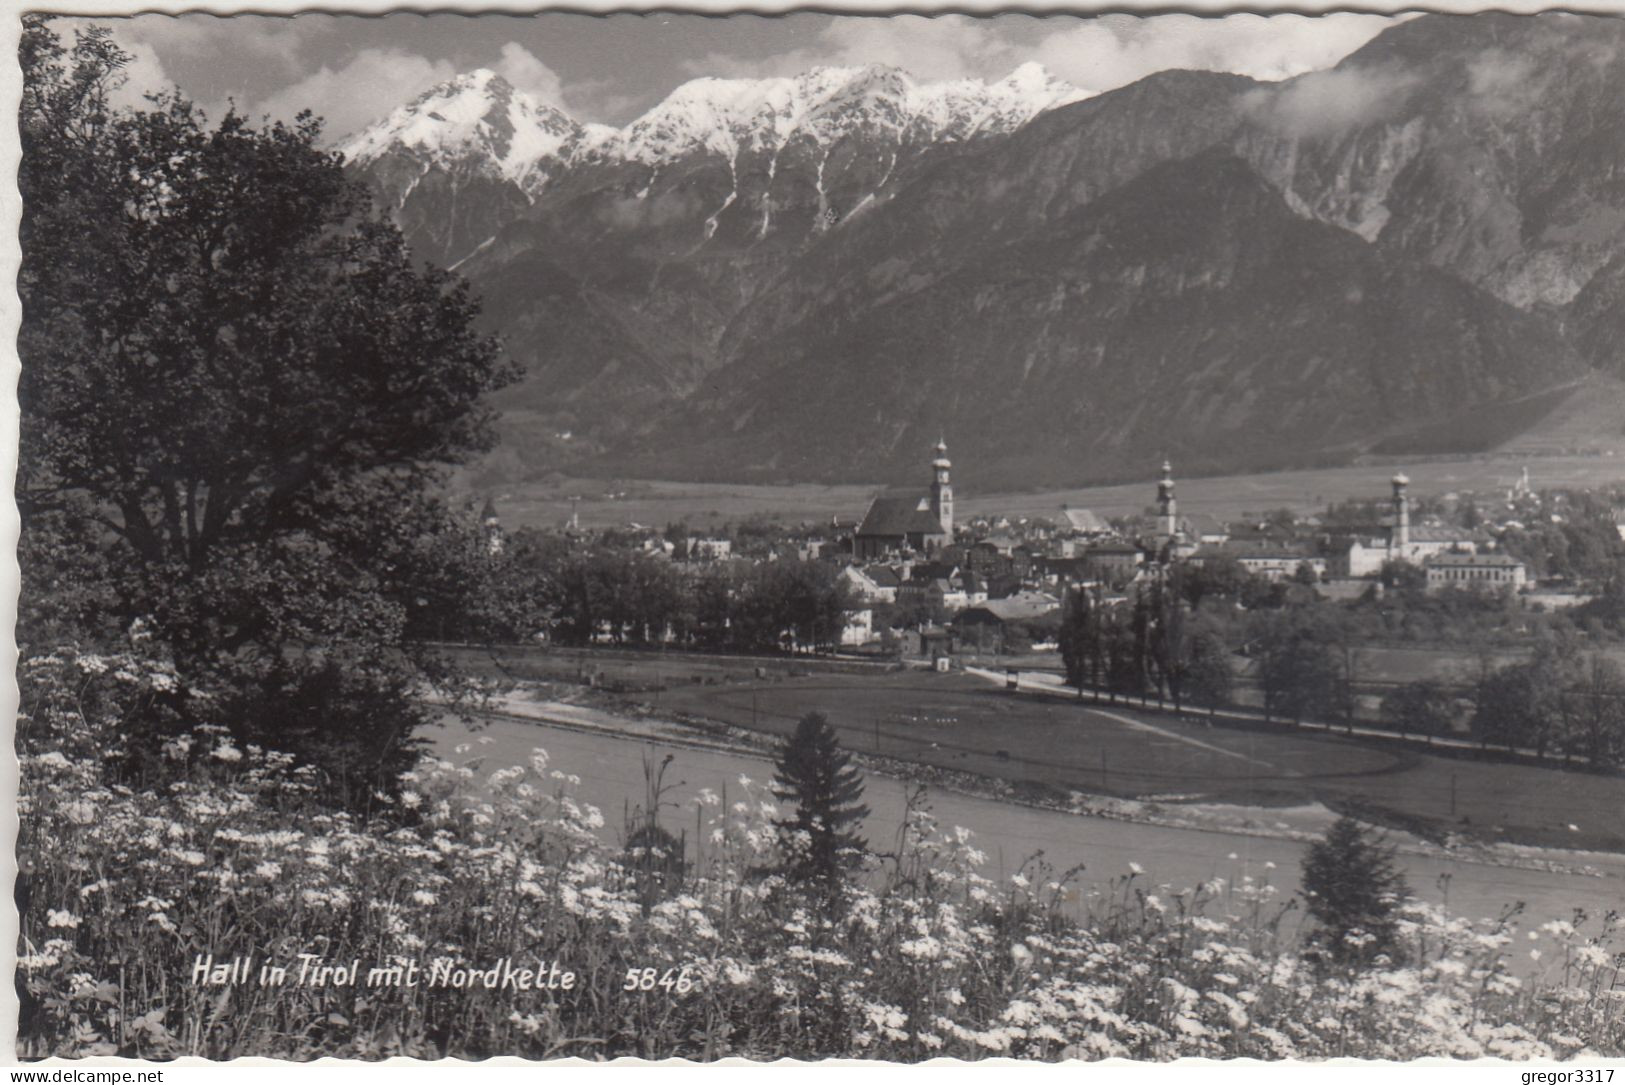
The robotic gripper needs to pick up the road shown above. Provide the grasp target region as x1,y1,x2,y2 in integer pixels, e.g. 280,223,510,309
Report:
965,666,1572,762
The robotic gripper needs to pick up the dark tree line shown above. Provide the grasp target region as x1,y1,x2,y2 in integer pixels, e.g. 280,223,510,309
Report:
435,535,853,655
1058,575,1232,711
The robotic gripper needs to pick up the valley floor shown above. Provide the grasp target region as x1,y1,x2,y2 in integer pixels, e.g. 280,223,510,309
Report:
438,688,1625,938
469,451,1625,532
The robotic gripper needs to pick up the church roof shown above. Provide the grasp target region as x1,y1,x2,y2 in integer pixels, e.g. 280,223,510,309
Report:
857,493,945,538
1063,508,1111,533
958,592,1061,625
1182,513,1228,537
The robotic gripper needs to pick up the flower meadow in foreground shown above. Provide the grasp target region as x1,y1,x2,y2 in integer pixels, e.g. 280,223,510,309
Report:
16,650,1625,1060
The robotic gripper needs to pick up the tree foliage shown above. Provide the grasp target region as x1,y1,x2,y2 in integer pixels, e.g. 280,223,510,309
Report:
1253,611,1345,723
1300,815,1411,968
1471,639,1577,755
770,713,871,901
19,17,515,808
1380,679,1457,737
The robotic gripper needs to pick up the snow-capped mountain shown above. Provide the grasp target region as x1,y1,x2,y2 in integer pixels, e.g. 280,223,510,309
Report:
342,61,1087,265
347,16,1625,492
342,62,1085,179
340,69,581,192
589,62,1089,165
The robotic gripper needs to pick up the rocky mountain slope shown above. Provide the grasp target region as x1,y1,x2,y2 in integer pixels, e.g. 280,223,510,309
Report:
343,13,1625,488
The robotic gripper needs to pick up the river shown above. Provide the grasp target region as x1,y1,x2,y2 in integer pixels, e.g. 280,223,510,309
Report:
427,714,1625,933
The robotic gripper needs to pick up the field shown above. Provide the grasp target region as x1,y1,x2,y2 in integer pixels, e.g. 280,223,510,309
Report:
440,642,899,689
445,645,1625,852
464,452,1625,531
454,477,879,533
643,669,1625,853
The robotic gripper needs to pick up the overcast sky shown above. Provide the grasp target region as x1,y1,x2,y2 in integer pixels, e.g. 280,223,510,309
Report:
65,11,1404,142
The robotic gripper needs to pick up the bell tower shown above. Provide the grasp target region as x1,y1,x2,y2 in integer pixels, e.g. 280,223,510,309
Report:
1390,471,1411,558
930,439,954,540
1157,460,1178,538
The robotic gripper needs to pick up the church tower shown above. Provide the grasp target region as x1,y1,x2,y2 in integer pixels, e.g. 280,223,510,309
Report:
1389,472,1411,559
930,439,954,540
480,496,504,556
1157,460,1178,538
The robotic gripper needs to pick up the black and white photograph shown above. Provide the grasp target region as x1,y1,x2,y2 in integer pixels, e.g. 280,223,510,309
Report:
10,0,1625,1066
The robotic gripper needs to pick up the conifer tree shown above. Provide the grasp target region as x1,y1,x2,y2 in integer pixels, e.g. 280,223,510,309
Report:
770,713,871,896
1300,815,1412,967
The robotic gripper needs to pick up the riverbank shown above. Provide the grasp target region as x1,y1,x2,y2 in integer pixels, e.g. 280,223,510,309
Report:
465,685,1624,890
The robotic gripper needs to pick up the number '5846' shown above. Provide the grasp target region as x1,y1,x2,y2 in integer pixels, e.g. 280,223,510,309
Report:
623,966,695,993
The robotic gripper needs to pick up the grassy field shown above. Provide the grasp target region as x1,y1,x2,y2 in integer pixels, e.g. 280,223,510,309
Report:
456,477,879,533
462,453,1625,531
440,642,899,691
649,670,1625,853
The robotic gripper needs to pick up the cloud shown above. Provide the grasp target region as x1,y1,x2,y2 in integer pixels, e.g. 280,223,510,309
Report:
51,18,180,112
117,14,314,79
566,78,659,126
1029,14,1401,93
109,38,177,113
680,13,1399,102
1243,63,1422,138
254,48,456,141
493,41,567,110
256,42,572,141
681,14,1024,84
1465,49,1541,118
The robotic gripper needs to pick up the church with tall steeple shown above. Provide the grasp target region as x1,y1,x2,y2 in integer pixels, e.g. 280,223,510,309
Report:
930,438,954,540
1146,459,1197,559
1157,460,1178,538
853,440,957,561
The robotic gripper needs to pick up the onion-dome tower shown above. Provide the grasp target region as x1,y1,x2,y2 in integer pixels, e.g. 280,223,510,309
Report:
930,439,954,540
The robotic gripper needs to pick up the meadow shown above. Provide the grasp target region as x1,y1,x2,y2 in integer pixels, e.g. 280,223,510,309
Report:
18,648,1625,1061
657,672,1625,853
471,453,1625,532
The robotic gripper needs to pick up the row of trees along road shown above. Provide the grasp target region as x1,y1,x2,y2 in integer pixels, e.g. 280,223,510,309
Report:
409,528,852,655
19,19,517,810
1059,568,1625,768
1057,574,1234,712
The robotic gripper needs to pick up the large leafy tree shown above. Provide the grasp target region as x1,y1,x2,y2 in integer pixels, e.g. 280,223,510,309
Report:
18,18,516,807
1380,678,1457,737
1471,639,1578,756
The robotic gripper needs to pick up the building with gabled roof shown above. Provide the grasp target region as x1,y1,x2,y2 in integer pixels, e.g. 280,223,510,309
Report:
853,441,955,561
1062,507,1112,536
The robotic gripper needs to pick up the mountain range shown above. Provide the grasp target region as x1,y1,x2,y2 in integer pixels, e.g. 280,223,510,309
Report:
340,14,1625,491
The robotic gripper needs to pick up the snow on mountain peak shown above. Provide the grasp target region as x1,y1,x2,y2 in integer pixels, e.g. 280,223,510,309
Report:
604,63,1087,165
341,61,1087,187
338,69,579,190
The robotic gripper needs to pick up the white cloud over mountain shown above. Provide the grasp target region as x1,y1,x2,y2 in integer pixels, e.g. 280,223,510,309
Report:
63,12,1402,139
679,13,1399,99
